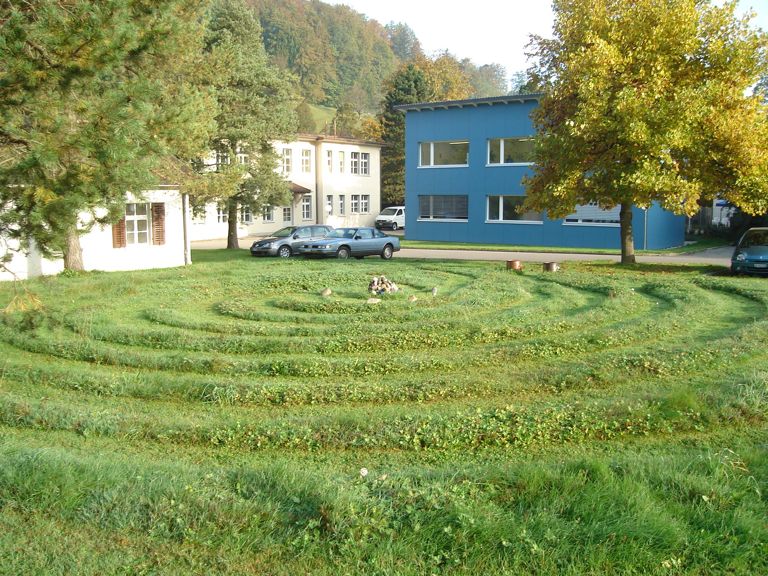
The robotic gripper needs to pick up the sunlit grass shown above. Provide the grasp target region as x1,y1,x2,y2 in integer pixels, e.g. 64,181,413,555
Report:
0,251,765,574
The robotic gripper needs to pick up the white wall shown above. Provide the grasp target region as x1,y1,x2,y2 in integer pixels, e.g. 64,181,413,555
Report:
0,237,63,282
188,136,383,242
0,189,188,281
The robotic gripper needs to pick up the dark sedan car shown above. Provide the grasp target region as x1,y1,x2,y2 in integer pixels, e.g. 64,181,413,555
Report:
250,225,332,258
301,227,400,259
732,227,768,275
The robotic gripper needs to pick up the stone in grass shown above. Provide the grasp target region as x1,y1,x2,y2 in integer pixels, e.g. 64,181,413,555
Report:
321,287,333,297
408,294,418,303
366,297,381,305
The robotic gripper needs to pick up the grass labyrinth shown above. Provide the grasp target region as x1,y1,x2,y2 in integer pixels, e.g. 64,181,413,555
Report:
1,250,766,575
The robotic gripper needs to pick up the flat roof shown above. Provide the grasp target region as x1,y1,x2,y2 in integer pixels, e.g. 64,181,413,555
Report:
297,133,384,147
394,93,543,113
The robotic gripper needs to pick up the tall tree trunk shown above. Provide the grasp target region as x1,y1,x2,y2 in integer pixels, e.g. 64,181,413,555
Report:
226,199,239,249
619,202,636,265
63,225,84,271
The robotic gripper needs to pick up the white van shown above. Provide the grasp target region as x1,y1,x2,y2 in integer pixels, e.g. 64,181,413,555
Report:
375,206,405,231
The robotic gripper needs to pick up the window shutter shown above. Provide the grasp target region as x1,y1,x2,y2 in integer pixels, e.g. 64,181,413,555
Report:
151,203,165,245
112,218,126,248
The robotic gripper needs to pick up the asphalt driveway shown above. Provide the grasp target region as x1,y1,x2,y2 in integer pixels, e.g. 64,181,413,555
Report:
395,246,732,267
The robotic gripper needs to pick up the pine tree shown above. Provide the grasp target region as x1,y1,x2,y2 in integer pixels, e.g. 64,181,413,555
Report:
200,0,298,249
0,0,216,269
379,65,432,207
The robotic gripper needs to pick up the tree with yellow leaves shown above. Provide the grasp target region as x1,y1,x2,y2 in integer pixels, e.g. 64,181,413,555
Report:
525,0,768,263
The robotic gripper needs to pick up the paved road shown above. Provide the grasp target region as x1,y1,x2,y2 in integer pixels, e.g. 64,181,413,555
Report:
192,235,732,268
396,246,732,267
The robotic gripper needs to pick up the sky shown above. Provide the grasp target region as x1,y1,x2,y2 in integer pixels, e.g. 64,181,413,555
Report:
325,0,768,80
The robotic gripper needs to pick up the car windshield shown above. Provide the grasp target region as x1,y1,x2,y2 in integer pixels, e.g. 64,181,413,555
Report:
328,228,358,239
379,208,398,216
270,227,297,238
741,230,768,248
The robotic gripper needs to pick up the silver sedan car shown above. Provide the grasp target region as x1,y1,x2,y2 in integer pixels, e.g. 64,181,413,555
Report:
301,227,400,260
250,225,333,258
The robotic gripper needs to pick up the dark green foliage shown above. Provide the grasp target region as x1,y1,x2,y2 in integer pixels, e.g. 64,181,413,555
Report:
379,64,432,206
0,0,216,263
196,0,298,248
247,0,400,112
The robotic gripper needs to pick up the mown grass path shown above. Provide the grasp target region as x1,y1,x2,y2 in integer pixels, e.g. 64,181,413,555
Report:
1,251,766,575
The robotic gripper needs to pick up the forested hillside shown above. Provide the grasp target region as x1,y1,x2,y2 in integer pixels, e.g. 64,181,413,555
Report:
246,0,399,111
246,0,508,112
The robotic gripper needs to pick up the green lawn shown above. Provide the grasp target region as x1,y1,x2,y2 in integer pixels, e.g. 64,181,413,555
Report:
1,251,766,575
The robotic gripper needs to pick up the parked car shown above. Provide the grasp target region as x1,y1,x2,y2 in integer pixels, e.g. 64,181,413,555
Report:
731,227,768,275
301,227,400,260
250,225,332,258
375,206,405,230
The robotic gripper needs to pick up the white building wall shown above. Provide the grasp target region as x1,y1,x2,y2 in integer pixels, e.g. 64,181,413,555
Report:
314,136,381,229
188,135,382,241
0,189,188,281
0,237,63,281
80,189,187,273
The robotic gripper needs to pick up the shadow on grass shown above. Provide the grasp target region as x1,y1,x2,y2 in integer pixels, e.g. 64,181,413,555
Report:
575,261,730,276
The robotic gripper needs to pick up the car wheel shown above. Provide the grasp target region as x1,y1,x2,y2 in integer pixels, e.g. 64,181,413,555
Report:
277,245,292,258
391,223,398,231
337,246,351,259
380,244,393,260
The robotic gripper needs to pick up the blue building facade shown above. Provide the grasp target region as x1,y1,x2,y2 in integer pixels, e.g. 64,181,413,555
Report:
396,95,685,250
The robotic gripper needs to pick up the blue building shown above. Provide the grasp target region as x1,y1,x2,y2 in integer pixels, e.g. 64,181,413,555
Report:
395,95,685,250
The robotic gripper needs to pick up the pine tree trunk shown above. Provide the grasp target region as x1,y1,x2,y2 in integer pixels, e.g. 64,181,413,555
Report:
619,202,636,265
63,226,84,271
226,199,239,250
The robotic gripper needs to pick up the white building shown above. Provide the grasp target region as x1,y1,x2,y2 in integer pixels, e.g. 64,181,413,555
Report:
1,187,190,281
189,134,382,241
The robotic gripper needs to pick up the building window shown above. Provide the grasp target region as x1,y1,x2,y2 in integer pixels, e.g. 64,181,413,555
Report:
236,150,249,165
301,149,311,173
240,205,253,224
113,203,165,248
564,202,620,225
351,194,360,213
326,150,333,172
262,206,274,223
326,194,333,216
360,194,370,213
282,148,292,174
301,195,312,220
418,195,469,220
488,138,535,165
349,152,370,175
216,151,230,170
125,203,150,245
217,207,228,223
487,196,543,222
283,206,292,222
419,141,469,167
338,151,345,173
338,194,345,216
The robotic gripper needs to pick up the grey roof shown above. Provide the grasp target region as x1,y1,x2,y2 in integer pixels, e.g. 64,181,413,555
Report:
394,93,543,113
